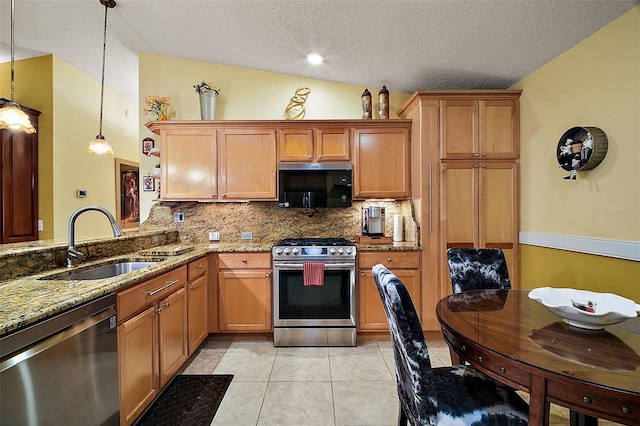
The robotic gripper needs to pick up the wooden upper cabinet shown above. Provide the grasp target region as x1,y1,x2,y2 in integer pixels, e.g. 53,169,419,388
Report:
217,128,277,200
440,99,519,159
352,126,410,199
278,127,350,162
160,128,217,200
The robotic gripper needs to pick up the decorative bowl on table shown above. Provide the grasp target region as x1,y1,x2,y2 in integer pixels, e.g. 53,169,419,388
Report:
528,287,640,330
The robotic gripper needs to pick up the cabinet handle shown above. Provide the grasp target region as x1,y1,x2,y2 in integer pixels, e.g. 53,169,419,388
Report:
163,302,170,308
147,279,180,296
190,285,196,290
242,258,247,263
155,307,162,314
197,264,204,269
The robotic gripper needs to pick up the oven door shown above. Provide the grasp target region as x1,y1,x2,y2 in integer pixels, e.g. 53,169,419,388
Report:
273,261,356,327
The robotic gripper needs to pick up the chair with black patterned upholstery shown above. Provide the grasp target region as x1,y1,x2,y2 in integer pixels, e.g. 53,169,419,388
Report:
446,248,511,294
372,263,528,426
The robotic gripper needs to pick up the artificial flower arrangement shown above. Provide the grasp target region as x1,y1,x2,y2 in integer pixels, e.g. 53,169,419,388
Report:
144,96,170,120
193,81,221,95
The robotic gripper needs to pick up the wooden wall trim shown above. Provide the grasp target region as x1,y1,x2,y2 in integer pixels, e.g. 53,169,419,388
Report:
519,231,639,261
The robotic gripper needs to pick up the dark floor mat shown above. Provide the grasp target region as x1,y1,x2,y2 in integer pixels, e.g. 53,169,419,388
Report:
135,374,234,426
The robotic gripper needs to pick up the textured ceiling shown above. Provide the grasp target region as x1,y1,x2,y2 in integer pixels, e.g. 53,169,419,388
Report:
0,0,637,101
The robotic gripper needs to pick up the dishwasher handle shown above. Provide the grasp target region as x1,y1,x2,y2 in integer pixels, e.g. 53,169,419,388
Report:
1,305,116,373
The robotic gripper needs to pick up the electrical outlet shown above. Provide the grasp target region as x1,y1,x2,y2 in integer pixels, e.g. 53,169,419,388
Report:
37,220,44,231
174,212,185,223
240,231,253,240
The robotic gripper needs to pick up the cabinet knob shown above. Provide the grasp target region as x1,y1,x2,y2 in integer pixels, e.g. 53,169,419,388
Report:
197,264,204,269
222,193,226,198
622,407,631,414
481,153,486,157
481,164,486,168
474,153,480,158
387,257,392,262
361,271,365,276
308,155,312,159
190,285,196,290
477,356,483,362
211,194,216,197
155,308,162,314
582,396,592,404
242,258,247,263
500,366,506,373
265,273,270,278
163,302,170,308
318,155,322,159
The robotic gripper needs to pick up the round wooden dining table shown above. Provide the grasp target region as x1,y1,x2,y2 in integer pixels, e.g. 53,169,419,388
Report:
436,289,640,426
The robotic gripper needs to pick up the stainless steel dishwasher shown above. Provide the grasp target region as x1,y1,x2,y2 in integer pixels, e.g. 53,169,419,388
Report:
1,293,119,425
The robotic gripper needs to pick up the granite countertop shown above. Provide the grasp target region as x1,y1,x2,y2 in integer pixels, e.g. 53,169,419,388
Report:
0,240,419,336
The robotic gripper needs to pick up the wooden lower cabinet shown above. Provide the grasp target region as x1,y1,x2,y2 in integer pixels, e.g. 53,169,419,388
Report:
187,257,208,354
357,251,421,331
117,267,188,425
218,253,272,332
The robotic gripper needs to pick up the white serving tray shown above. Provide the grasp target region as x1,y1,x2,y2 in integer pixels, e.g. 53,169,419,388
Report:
528,287,640,330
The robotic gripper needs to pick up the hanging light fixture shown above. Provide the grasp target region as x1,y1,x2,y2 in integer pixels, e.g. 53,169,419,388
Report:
86,0,116,155
0,0,37,134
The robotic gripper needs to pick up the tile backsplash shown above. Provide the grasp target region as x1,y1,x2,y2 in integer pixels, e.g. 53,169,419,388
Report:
140,200,418,244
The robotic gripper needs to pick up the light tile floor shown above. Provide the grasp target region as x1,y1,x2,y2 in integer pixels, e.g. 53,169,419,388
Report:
182,338,617,426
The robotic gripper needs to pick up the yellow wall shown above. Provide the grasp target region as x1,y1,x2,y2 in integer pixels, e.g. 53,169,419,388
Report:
512,6,639,300
138,53,410,221
1,55,139,243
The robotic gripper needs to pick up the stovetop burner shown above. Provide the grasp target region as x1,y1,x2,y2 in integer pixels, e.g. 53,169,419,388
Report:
276,237,353,247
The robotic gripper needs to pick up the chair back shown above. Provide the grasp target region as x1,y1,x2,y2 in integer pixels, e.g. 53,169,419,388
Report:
372,264,431,424
446,248,511,294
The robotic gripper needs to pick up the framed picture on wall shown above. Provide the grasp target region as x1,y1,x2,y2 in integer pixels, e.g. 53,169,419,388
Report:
115,158,140,229
142,175,155,192
142,137,154,156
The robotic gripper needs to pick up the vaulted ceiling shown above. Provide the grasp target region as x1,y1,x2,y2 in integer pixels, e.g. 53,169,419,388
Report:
1,0,637,101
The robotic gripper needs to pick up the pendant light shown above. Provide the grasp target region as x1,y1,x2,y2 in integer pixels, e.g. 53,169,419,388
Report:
0,0,37,134
86,0,116,155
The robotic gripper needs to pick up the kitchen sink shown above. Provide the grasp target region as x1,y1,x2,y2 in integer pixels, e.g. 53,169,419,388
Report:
39,261,158,281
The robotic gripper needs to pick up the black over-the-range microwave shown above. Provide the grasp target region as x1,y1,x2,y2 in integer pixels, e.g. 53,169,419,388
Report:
278,162,352,208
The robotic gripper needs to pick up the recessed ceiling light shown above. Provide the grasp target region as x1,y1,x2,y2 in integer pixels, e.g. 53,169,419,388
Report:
306,52,324,65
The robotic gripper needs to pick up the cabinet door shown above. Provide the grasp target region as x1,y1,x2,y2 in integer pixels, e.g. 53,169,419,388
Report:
1,109,39,243
187,274,208,354
278,128,314,162
479,100,519,159
440,99,478,159
353,127,410,199
217,128,277,200
358,268,420,331
441,99,518,159
158,287,188,387
118,306,159,426
161,129,217,199
440,162,518,290
316,128,350,161
218,269,272,331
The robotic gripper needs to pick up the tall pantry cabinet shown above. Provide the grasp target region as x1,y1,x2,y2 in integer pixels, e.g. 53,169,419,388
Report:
398,90,521,330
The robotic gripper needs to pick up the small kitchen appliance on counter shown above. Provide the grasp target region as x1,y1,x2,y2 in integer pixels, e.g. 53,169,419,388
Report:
272,237,356,346
362,206,385,236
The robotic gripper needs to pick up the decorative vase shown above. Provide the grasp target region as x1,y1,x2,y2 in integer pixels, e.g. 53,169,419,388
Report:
199,91,217,120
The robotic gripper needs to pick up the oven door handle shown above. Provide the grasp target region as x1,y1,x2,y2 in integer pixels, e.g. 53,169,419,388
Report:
274,262,355,269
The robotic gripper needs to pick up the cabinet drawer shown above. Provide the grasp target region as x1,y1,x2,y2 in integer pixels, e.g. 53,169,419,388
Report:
117,266,187,322
187,257,208,281
464,345,530,389
547,380,639,424
358,251,420,269
218,253,271,269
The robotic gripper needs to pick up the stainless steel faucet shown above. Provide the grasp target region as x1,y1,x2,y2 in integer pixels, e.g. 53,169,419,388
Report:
67,206,123,268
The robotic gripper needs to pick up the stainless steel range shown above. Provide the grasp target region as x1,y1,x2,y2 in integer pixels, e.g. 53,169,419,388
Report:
272,237,356,346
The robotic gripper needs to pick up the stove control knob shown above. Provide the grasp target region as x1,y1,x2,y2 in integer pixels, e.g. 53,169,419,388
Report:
346,247,353,255
292,248,299,255
338,248,344,255
284,248,291,255
275,248,283,255
329,248,336,255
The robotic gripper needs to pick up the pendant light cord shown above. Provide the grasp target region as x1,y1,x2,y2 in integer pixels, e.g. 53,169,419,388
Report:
98,2,108,136
10,0,15,102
